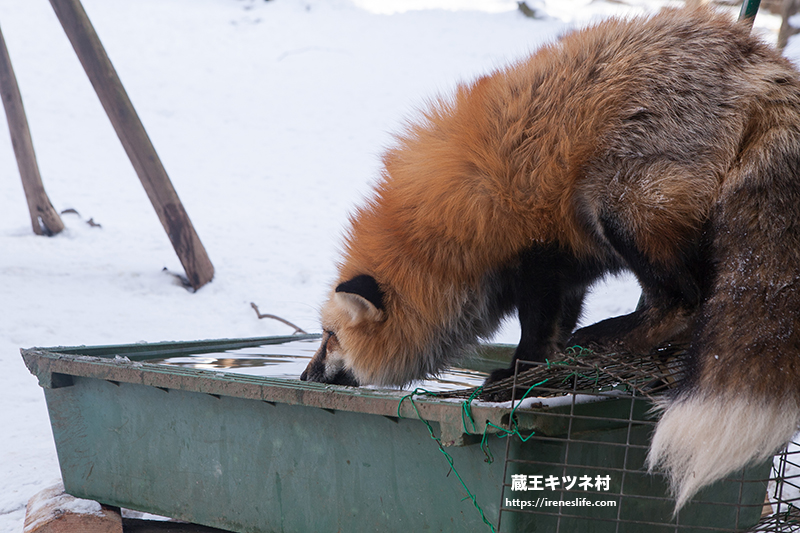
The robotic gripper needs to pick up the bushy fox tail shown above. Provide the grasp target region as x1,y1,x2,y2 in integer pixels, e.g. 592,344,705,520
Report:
647,113,800,511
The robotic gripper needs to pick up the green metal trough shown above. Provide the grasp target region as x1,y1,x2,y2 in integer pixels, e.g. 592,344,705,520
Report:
22,335,773,532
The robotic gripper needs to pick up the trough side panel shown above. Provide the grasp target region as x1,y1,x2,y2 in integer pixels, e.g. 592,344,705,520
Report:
44,376,508,532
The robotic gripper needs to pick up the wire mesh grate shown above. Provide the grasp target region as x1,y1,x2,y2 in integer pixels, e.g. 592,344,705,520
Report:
441,345,800,532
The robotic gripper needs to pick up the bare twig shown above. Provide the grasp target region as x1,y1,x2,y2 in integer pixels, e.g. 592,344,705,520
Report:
250,302,309,335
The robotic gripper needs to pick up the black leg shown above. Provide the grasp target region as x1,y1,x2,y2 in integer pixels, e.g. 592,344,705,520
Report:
485,247,596,384
557,285,588,346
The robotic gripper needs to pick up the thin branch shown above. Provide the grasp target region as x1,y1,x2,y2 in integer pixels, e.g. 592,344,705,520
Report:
250,302,309,335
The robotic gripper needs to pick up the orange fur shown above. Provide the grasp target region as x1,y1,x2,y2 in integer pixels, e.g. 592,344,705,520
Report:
302,7,800,508
314,7,781,384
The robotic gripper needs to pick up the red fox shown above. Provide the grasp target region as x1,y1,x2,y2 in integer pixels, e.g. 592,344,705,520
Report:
300,7,800,510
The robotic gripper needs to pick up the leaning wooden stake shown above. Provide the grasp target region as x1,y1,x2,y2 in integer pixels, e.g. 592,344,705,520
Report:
0,23,64,236
48,0,214,290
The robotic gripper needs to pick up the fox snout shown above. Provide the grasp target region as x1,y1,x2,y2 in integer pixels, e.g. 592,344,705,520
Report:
300,330,359,386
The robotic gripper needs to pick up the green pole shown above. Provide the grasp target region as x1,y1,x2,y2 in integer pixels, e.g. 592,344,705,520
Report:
738,0,761,27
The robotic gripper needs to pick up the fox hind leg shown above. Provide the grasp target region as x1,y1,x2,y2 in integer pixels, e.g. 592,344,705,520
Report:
567,209,709,355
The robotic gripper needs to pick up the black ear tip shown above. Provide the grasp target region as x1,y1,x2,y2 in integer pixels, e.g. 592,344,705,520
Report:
336,274,385,311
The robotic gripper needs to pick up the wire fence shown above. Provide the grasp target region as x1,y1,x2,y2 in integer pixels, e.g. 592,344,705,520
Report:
439,345,800,532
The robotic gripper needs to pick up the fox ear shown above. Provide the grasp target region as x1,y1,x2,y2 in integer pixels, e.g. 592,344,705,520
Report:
335,275,385,324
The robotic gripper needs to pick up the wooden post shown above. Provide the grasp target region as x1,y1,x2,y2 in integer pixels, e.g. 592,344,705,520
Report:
48,0,214,290
0,23,65,236
24,483,122,533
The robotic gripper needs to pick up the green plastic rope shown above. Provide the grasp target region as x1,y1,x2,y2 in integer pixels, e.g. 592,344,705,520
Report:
397,346,595,532
397,377,553,532
479,378,551,449
398,388,497,533
565,345,595,357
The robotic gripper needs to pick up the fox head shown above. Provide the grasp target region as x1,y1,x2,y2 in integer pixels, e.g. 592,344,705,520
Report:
300,274,388,387
300,268,489,387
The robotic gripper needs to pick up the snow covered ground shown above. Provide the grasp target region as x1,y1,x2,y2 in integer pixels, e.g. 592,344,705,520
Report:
0,0,786,530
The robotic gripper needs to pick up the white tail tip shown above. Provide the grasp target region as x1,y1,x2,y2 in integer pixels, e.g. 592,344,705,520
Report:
647,393,799,511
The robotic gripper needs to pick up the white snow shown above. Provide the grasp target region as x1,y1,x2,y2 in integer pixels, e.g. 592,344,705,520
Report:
0,0,787,530
473,389,629,410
